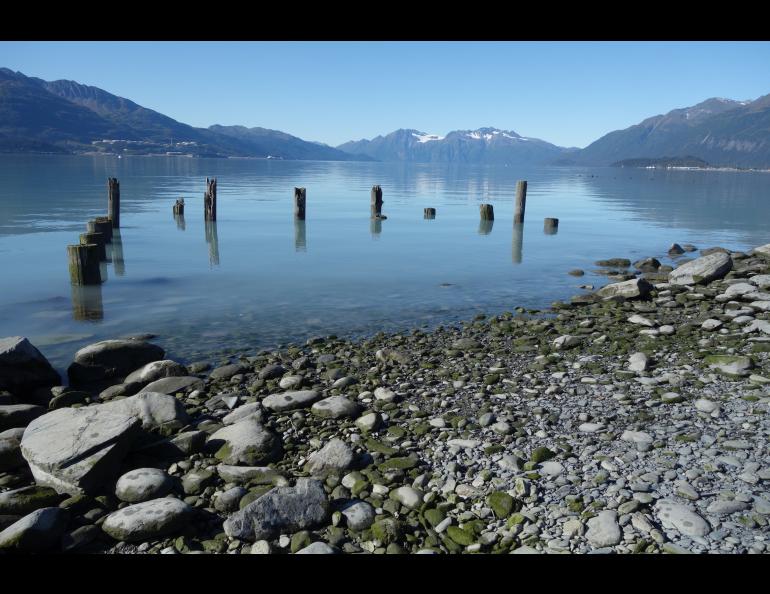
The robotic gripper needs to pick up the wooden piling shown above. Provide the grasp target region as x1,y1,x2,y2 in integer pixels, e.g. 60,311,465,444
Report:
479,204,495,220
294,188,306,220
544,217,559,234
204,177,217,221
424,208,436,219
173,198,185,215
87,217,113,243
80,232,106,260
108,178,120,228
67,244,102,285
514,180,527,224
371,185,383,219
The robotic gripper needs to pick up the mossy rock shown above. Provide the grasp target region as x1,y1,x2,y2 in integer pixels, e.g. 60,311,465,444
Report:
378,456,419,471
387,426,407,438
412,423,431,437
530,447,556,464
422,508,446,528
484,445,504,455
290,530,313,553
487,491,515,519
371,517,403,545
446,525,475,546
365,438,398,456
506,513,526,528
239,486,272,509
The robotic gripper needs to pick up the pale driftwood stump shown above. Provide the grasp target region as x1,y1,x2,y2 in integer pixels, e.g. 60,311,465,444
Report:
108,178,120,228
67,244,102,285
294,188,306,220
371,185,383,219
514,180,527,224
204,177,217,221
479,203,495,220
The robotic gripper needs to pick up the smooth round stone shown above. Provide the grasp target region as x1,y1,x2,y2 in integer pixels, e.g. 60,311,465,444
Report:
102,497,193,542
311,396,362,419
578,422,605,433
354,412,381,433
251,540,272,554
262,390,321,412
694,399,719,413
279,375,303,390
295,541,338,554
585,510,621,548
390,486,424,509
706,500,749,515
339,500,375,531
539,461,564,477
658,325,675,335
491,421,512,434
115,468,173,503
215,486,248,513
373,387,396,402
0,507,69,552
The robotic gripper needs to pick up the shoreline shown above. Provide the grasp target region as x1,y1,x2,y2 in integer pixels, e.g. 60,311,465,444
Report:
1,242,769,554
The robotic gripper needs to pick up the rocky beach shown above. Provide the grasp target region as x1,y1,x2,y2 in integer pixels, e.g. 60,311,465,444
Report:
1,242,769,555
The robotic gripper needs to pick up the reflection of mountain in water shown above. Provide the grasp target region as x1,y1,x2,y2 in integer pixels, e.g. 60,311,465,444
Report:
581,169,770,247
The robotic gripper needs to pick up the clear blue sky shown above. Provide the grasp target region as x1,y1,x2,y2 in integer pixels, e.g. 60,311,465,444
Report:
2,41,769,148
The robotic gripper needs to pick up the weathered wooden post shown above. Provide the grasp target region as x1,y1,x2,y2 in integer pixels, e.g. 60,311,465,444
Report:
544,217,559,234
294,188,306,220
173,198,185,215
204,177,217,221
67,244,102,285
512,223,524,264
479,204,495,220
371,185,383,219
71,284,104,321
514,180,527,224
80,232,106,260
108,178,120,228
111,229,125,276
424,208,436,219
294,219,307,252
205,219,220,266
87,217,113,243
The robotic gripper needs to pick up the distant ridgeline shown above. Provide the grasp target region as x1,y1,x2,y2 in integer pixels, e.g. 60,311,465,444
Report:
611,156,710,169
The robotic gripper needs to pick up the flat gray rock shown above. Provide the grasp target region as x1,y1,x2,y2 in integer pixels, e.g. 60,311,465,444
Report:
223,478,329,541
21,406,141,496
138,376,204,395
0,336,60,397
0,404,45,431
595,278,653,300
586,510,621,548
0,507,69,552
209,417,282,465
0,485,61,515
295,542,338,554
210,363,248,380
654,500,711,537
222,402,264,425
99,392,190,434
115,468,174,503
310,396,362,419
124,360,188,386
67,339,165,386
339,500,375,531
217,465,288,486
262,390,321,412
102,497,193,542
706,500,749,515
669,252,732,286
304,438,355,477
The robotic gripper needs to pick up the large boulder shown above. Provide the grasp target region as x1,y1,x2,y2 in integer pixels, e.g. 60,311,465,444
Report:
124,360,188,386
595,278,653,300
208,417,282,466
67,339,165,386
668,252,732,286
102,497,193,542
753,243,770,260
0,507,69,552
223,478,329,541
20,406,141,496
0,337,60,399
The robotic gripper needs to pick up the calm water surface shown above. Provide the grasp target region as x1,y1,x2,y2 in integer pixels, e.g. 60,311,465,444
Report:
0,155,768,375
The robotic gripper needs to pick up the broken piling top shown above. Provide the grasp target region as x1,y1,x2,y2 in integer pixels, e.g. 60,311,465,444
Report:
479,203,494,220
67,244,102,286
204,177,217,221
173,198,185,215
108,177,120,228
371,185,383,218
424,207,436,219
514,180,527,224
544,217,559,235
294,187,306,220
87,217,113,243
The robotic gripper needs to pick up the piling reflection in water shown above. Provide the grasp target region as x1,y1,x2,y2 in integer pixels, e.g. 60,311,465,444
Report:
512,223,524,264
110,230,125,276
174,212,186,231
478,219,494,235
99,261,109,283
71,284,104,321
294,219,307,252
205,219,220,266
370,218,382,238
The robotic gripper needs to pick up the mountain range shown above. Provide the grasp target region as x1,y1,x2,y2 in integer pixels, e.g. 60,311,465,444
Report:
1,67,769,168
